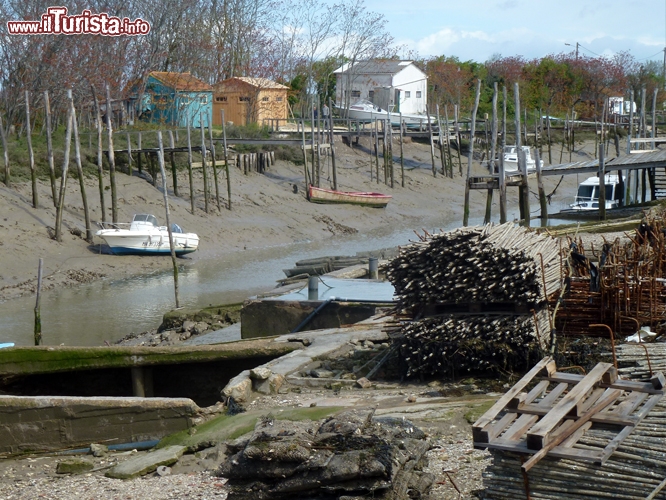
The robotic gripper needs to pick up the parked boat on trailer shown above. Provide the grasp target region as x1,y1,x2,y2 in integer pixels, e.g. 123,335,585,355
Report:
96,214,199,256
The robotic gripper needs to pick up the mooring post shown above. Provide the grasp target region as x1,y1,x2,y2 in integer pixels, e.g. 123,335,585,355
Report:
34,258,43,346
535,149,548,226
369,257,379,280
131,367,146,397
308,276,319,301
599,144,606,221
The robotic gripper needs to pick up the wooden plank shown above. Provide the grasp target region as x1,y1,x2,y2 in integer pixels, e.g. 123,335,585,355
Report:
473,357,554,441
558,421,592,448
509,380,549,409
523,388,622,471
514,402,639,427
485,412,518,441
547,372,663,394
527,363,613,450
486,438,603,463
501,414,539,442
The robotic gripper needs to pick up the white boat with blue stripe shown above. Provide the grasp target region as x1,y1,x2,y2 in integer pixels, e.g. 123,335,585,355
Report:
96,214,199,256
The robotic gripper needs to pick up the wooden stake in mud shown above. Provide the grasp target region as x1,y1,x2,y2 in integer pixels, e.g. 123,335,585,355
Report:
168,130,179,197
444,106,453,178
137,132,143,174
454,105,463,176
105,84,118,224
34,258,43,346
328,97,337,190
156,131,180,309
0,113,9,187
427,107,436,177
514,82,530,226
301,117,311,197
199,113,209,213
310,103,317,187
485,83,499,224
44,91,57,206
436,104,446,176
55,92,74,243
399,114,405,187
598,144,606,221
25,91,38,208
221,110,231,209
208,121,220,211
186,113,195,213
90,86,106,222
69,92,93,243
463,79,482,227
383,118,389,184
535,148,548,226
374,119,380,183
499,86,507,223
126,131,132,176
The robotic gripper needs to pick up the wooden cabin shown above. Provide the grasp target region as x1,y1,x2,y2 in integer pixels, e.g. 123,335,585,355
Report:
130,71,213,128
213,77,288,126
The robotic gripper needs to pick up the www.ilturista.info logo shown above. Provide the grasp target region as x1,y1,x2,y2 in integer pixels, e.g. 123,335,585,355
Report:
7,6,151,36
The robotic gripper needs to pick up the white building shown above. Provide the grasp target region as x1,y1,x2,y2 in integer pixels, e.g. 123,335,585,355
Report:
334,60,428,115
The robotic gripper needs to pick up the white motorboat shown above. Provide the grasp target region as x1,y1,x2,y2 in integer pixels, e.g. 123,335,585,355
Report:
569,174,621,211
96,214,199,256
337,99,432,128
502,146,543,173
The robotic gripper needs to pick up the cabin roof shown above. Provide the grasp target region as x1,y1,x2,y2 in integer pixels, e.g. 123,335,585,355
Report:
149,72,213,92
214,77,288,91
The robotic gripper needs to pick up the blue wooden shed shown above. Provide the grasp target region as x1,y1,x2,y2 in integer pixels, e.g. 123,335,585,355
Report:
135,71,213,128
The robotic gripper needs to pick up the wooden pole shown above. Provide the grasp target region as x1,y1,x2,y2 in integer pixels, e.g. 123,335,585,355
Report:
383,118,388,184
444,106,453,178
126,131,132,176
186,113,195,213
137,132,142,174
208,121,220,211
221,110,231,210
34,258,43,346
436,105,446,176
546,107,552,163
105,84,118,224
55,91,73,243
0,114,9,187
499,86,507,223
485,83,499,225
399,115,405,187
310,103,316,186
514,82,530,226
69,92,93,243
301,118,311,198
169,130,179,197
454,104,463,176
90,86,106,222
463,79,482,227
535,148,548,226
598,144,606,221
157,131,180,308
427,107,436,177
328,97,337,190
374,119,380,183
25,91,38,208
199,113,209,213
44,91,57,206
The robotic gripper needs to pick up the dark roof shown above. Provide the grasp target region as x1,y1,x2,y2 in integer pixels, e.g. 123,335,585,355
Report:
149,72,212,92
335,60,422,76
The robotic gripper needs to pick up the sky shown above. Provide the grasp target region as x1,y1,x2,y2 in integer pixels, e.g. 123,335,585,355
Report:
367,0,666,64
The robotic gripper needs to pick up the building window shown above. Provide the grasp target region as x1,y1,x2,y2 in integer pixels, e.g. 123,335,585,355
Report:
351,90,361,98
416,91,422,98
200,95,208,104
239,96,250,102
216,96,227,102
368,90,374,99
262,96,269,102
276,97,283,102
405,91,411,98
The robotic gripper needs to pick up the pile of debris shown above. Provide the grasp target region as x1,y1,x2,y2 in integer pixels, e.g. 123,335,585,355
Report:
218,409,434,499
386,223,560,377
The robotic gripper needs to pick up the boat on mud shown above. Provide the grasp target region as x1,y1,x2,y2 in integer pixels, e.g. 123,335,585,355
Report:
338,99,432,128
502,145,543,173
96,214,199,256
569,174,621,211
308,186,391,208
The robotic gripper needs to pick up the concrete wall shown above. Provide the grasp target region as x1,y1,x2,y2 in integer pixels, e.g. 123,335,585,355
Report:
0,396,198,455
240,299,378,339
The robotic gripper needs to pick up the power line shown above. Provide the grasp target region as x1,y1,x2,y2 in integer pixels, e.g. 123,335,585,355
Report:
639,50,665,61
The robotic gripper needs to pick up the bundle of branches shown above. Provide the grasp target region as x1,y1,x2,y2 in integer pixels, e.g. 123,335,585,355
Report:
387,223,561,314
385,223,560,377
399,312,549,377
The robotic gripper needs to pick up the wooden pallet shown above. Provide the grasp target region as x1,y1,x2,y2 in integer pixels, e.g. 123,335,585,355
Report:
473,357,665,472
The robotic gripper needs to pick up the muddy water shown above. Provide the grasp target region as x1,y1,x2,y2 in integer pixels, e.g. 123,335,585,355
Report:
1,208,542,346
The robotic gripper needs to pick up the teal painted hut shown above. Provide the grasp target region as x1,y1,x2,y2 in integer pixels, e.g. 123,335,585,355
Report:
136,71,213,128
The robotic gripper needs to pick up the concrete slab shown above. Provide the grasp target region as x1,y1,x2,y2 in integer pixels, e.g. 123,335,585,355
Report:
105,445,187,479
0,396,198,456
182,323,241,345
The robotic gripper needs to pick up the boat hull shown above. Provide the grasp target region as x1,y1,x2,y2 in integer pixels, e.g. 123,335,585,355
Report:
96,230,199,256
308,186,391,208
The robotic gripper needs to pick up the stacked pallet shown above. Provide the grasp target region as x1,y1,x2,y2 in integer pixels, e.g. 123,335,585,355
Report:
386,223,560,377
